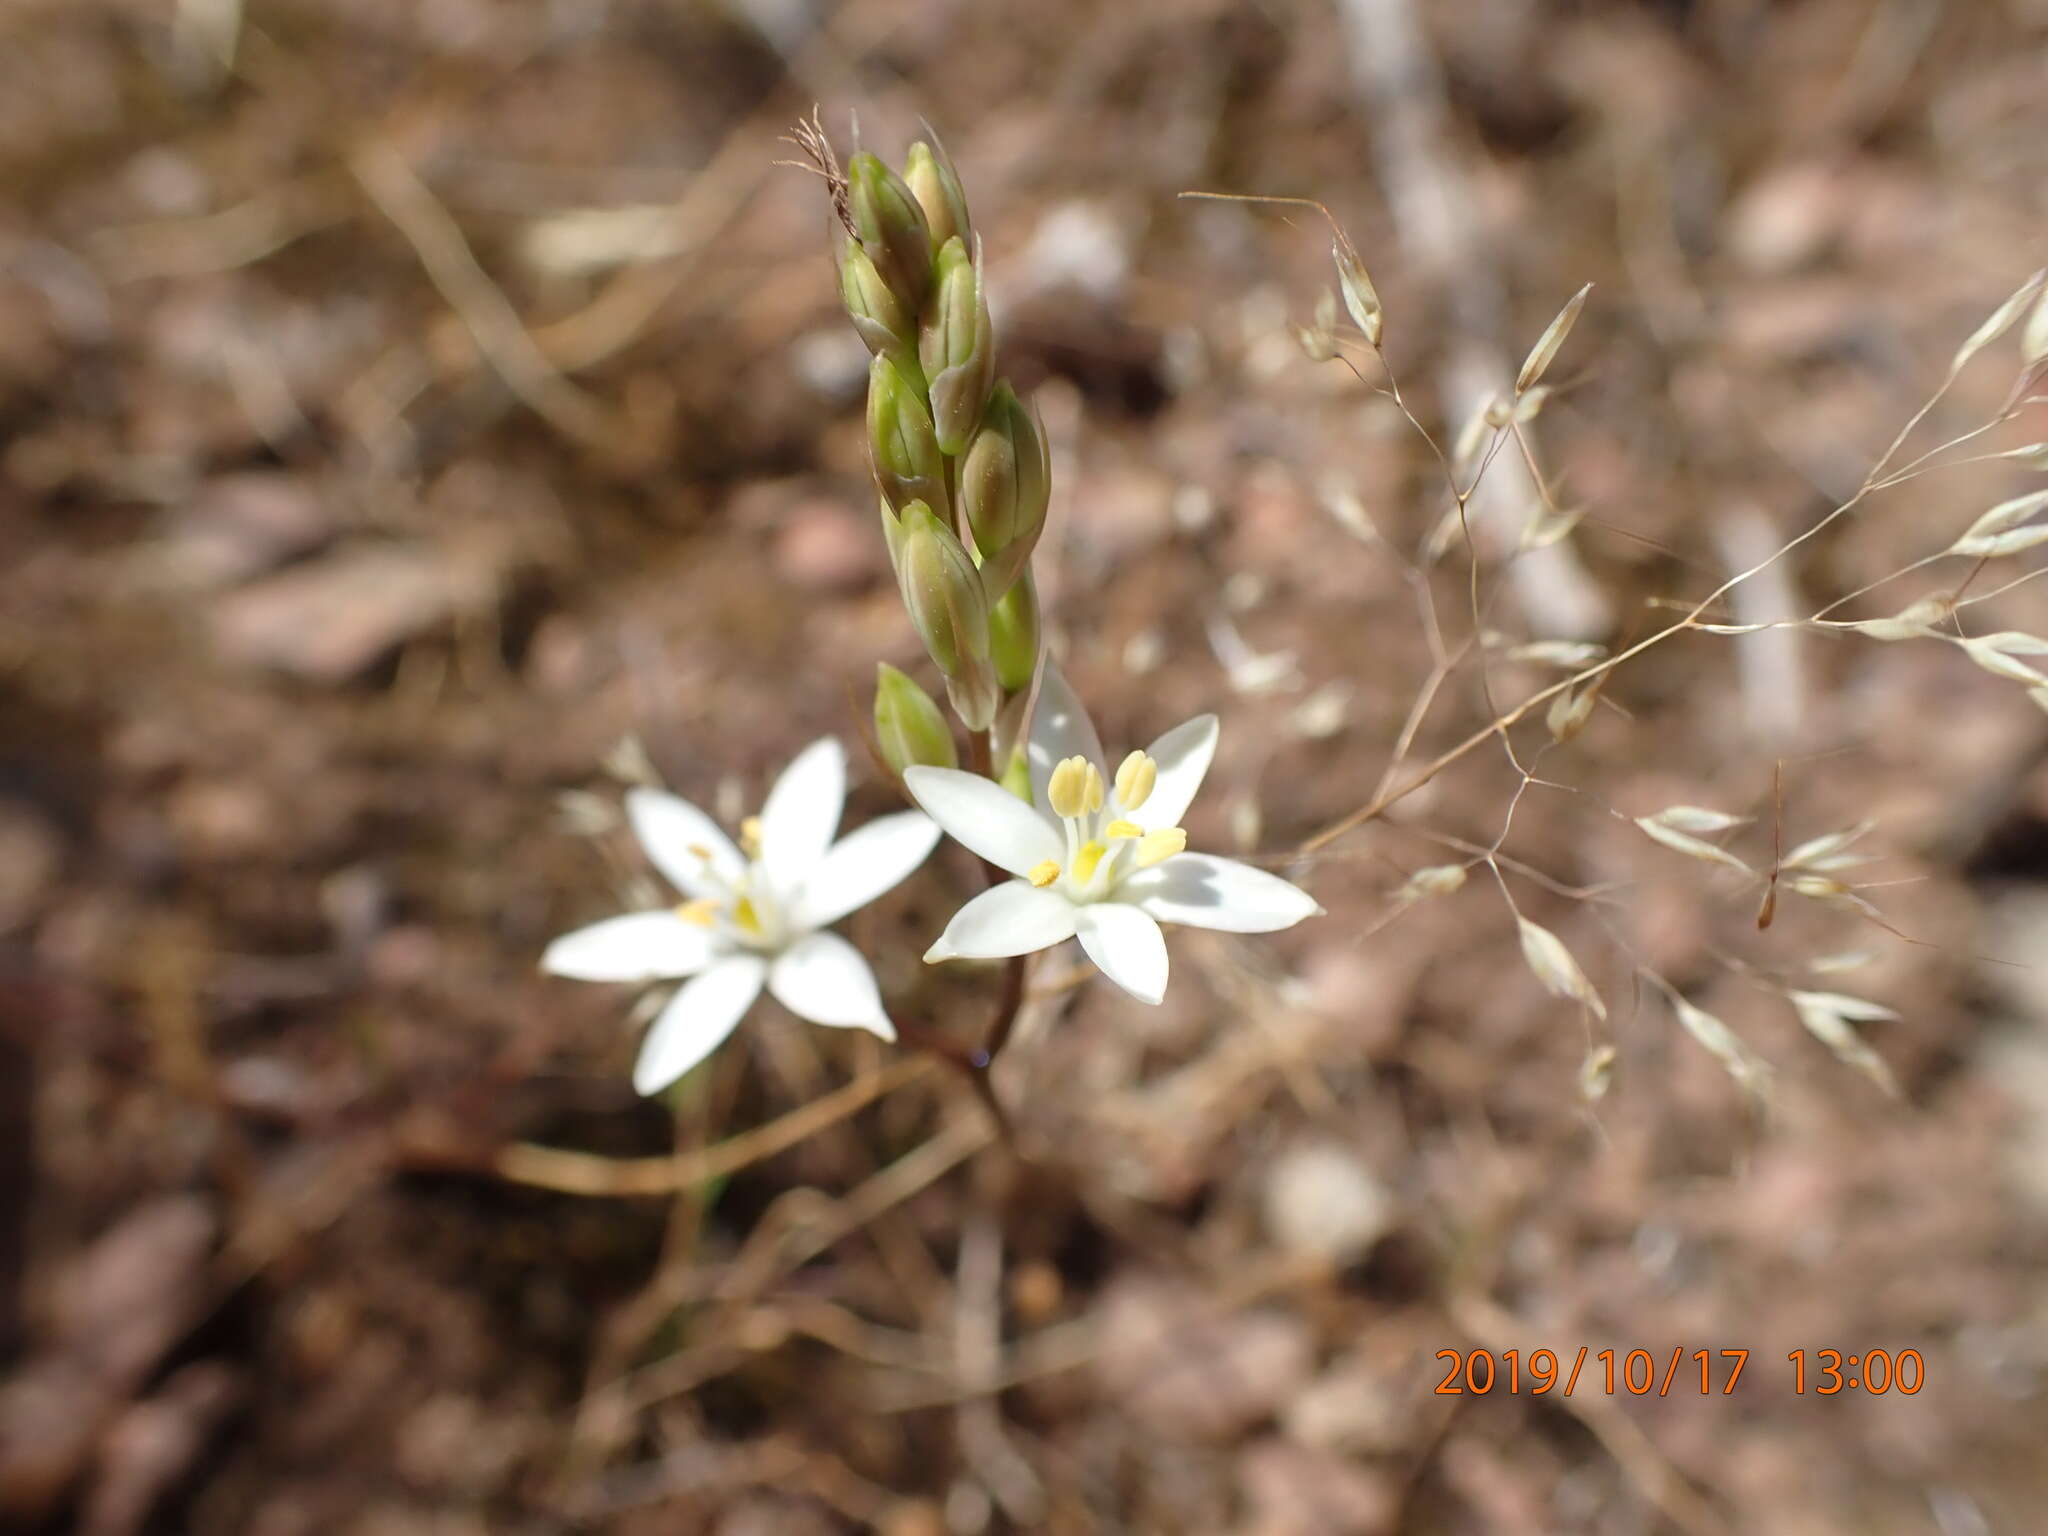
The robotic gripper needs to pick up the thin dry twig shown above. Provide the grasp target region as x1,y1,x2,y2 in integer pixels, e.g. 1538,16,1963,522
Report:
1331,0,1611,640
349,137,625,455
1713,504,1810,746
494,1056,937,1196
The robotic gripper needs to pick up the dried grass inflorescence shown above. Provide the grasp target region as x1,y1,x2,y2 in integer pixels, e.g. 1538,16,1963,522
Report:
1253,201,2048,1112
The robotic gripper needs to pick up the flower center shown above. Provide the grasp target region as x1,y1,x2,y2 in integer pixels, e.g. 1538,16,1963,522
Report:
1030,752,1186,898
675,839,784,949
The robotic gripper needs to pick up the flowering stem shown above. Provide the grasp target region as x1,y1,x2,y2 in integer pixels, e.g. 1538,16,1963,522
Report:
983,948,1027,1063
896,724,1031,1142
891,1018,1016,1147
962,725,1030,1058
964,725,995,780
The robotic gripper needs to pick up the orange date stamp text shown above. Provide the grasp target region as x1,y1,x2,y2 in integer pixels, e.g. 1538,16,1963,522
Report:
1432,1348,1924,1396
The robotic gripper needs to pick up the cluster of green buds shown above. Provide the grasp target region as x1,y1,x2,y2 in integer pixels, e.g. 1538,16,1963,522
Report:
839,136,1051,771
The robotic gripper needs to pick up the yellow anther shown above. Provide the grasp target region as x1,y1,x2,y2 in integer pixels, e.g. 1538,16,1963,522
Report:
1105,818,1144,840
1047,756,1099,819
1113,750,1157,812
1135,827,1187,869
676,898,720,927
1027,859,1061,888
1070,839,1107,884
740,816,764,858
687,843,715,864
732,895,764,936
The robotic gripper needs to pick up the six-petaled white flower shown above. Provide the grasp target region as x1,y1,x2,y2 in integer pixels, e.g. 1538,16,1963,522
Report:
541,739,940,1094
904,668,1321,1004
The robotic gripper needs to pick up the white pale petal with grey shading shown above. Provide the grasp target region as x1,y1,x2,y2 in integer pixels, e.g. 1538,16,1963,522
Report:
1025,664,1105,811
792,811,941,930
769,931,895,1037
632,954,766,1094
1121,852,1323,932
1127,713,1218,829
926,880,1079,960
626,787,744,898
540,910,720,982
757,737,845,890
903,766,1063,877
1075,902,1168,1005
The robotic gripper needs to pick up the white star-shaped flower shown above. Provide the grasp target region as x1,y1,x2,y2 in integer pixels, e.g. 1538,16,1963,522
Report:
542,738,940,1094
904,668,1321,1004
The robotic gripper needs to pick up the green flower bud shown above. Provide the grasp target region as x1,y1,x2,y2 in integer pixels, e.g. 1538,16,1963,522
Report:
987,566,1040,694
945,666,1001,733
958,381,1049,598
999,744,1032,802
877,492,907,573
920,237,995,456
874,662,959,774
839,241,918,370
904,138,970,251
896,502,990,681
867,355,948,520
847,152,933,313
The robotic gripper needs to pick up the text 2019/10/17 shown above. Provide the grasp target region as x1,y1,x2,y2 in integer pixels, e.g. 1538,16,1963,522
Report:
1434,1348,1925,1396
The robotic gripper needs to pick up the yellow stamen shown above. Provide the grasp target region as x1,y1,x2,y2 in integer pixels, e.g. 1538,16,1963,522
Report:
1070,839,1107,884
740,816,764,858
1027,859,1061,888
732,895,764,935
1113,750,1156,812
677,898,719,927
1135,827,1187,869
687,843,715,863
1105,818,1144,840
1047,756,1097,819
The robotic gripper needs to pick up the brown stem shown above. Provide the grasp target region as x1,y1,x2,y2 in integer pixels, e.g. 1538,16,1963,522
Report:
894,1017,1018,1149
982,953,1027,1064
907,725,1032,1145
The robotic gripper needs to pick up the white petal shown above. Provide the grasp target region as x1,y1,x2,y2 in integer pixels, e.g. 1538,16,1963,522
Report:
541,911,718,982
1122,852,1323,933
627,788,743,899
902,767,1062,877
1130,714,1218,829
769,931,895,1038
792,811,942,929
926,881,1078,960
1075,902,1169,1005
632,955,765,1094
1026,663,1105,813
758,737,845,890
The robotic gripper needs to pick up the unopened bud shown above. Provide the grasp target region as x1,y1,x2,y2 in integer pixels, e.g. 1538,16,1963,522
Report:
867,355,949,519
877,493,907,571
987,567,1040,693
874,662,958,773
958,381,1049,598
847,152,933,312
904,138,971,251
839,242,918,370
998,745,1032,802
896,502,990,680
920,236,996,455
945,665,1001,733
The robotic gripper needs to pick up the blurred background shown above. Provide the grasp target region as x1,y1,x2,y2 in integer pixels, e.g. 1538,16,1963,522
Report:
3,0,2047,1531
